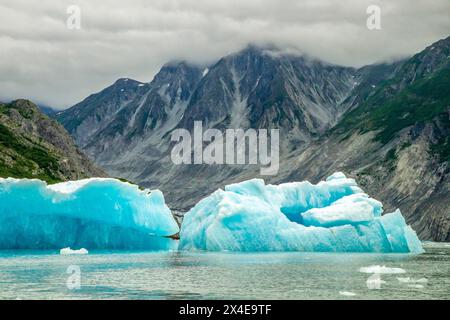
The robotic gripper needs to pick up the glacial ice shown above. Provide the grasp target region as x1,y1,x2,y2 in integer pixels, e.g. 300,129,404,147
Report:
179,173,424,253
397,277,428,284
0,178,179,250
60,247,88,255
359,266,406,274
408,284,424,289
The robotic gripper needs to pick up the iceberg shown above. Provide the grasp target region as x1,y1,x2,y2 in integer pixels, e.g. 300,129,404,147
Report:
0,178,179,250
179,173,424,253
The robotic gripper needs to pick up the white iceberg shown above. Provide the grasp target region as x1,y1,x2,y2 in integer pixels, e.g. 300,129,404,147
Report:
60,247,88,255
397,277,428,284
359,265,406,274
0,178,179,250
179,173,424,253
407,284,424,289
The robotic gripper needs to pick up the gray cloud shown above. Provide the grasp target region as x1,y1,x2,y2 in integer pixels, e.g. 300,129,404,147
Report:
0,0,449,109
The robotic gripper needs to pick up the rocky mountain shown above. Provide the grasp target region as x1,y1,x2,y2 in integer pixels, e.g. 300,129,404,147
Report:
57,37,450,241
181,46,355,138
273,36,450,241
57,46,356,183
0,99,105,183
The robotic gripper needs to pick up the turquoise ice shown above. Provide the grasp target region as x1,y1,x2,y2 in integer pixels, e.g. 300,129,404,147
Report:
179,173,424,253
0,178,179,250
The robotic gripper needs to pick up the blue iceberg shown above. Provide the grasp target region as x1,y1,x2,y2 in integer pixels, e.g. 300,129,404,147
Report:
0,178,179,250
179,173,423,253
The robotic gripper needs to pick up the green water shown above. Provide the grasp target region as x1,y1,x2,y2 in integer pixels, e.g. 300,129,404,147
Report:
0,242,448,300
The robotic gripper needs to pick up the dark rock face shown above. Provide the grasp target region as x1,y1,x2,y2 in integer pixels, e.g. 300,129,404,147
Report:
182,46,354,136
57,78,147,148
0,99,105,183
57,38,450,241
57,46,356,181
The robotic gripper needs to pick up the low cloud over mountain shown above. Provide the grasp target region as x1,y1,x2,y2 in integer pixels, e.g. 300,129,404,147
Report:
1,0,449,108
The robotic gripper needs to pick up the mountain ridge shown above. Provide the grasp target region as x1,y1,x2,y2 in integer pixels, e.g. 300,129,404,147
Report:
56,38,450,240
0,99,106,183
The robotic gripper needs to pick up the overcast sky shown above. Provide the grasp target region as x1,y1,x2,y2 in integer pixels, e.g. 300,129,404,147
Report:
0,0,449,109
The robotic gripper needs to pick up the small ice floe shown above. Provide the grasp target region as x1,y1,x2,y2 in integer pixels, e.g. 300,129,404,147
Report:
408,284,424,289
339,291,357,297
366,273,387,290
397,277,428,284
359,265,406,274
60,247,88,255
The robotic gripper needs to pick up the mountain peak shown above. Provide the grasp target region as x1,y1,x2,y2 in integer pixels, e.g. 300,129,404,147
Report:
162,60,195,68
236,43,284,55
226,44,281,61
152,60,203,86
112,78,143,87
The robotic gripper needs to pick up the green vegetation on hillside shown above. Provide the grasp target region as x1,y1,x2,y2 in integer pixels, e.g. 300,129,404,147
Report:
0,123,62,183
337,64,450,165
0,99,104,183
0,102,64,183
431,134,450,164
339,66,450,141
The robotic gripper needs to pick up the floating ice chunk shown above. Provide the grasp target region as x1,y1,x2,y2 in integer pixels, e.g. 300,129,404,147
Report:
60,247,88,255
397,277,428,284
339,291,357,297
0,178,179,250
366,273,386,290
359,265,406,274
179,173,423,253
408,284,424,289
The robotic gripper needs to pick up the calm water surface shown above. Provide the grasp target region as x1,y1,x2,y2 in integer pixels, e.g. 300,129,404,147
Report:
0,242,448,300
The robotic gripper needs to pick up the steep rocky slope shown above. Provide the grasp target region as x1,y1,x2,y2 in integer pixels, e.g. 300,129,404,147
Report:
0,99,105,183
57,46,356,184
